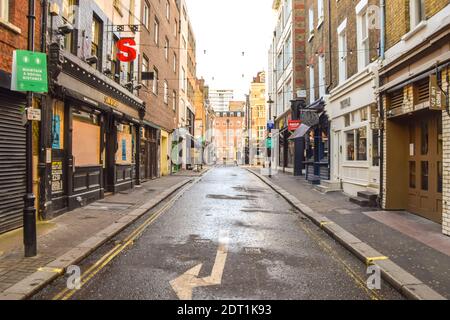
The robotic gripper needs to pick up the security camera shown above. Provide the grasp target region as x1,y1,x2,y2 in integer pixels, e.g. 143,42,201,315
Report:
57,23,74,35
85,55,98,65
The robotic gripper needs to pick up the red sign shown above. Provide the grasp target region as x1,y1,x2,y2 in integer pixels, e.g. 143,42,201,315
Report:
117,38,137,62
288,120,301,131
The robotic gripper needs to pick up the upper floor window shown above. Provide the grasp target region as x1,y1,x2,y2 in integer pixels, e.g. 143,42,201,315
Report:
143,2,150,30
0,0,9,21
308,7,314,39
166,1,170,20
172,91,177,111
284,34,292,66
164,81,169,104
357,3,370,70
317,0,324,26
152,67,159,94
62,0,77,54
338,20,347,84
318,55,326,98
174,19,178,38
309,65,315,104
142,55,149,87
173,53,177,73
154,18,159,45
410,0,425,30
91,15,103,71
164,37,169,60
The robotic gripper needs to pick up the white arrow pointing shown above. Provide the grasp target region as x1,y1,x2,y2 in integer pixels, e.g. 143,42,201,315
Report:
170,230,230,300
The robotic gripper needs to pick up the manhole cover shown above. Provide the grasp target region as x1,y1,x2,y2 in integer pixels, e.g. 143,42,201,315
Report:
244,247,262,254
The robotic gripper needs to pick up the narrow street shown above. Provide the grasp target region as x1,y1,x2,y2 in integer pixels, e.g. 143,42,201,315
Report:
34,167,402,300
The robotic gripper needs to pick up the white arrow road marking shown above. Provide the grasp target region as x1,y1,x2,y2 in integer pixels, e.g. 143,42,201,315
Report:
170,230,230,300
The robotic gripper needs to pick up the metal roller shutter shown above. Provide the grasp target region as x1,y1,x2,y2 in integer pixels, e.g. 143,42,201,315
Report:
0,89,26,234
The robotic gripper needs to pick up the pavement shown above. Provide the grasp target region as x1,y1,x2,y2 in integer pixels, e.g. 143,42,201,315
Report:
0,174,198,299
33,167,402,300
247,168,450,299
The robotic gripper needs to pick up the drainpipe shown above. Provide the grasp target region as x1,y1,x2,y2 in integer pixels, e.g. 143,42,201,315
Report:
326,0,333,94
380,0,386,60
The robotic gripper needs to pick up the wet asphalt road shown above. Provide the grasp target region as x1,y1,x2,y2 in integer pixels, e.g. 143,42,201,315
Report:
34,167,403,300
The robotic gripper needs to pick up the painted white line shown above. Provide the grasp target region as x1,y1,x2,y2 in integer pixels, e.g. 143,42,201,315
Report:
170,230,230,300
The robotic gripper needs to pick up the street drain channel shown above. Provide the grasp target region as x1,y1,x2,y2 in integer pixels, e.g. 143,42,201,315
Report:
84,202,134,211
206,194,258,200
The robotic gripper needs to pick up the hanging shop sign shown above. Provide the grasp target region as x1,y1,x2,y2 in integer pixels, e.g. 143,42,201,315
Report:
429,74,447,111
11,50,48,93
288,120,301,131
117,38,137,62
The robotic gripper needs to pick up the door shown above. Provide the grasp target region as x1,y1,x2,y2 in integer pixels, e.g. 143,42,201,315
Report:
407,112,442,223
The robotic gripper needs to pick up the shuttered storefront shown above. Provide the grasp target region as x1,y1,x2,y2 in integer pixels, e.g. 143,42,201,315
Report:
0,89,26,234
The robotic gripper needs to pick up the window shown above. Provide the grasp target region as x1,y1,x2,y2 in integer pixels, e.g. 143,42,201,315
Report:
284,34,292,66
174,20,178,37
0,0,9,21
357,7,370,70
152,67,158,94
372,130,380,167
62,0,77,54
166,0,170,20
309,65,315,104
338,28,347,83
409,0,425,29
164,81,168,104
318,55,326,98
277,51,283,79
91,15,103,71
182,36,186,49
142,55,149,87
181,67,186,92
172,91,177,111
143,2,150,30
173,53,177,73
317,0,324,26
308,7,314,38
154,18,159,44
257,126,265,140
346,127,367,161
164,37,169,60
111,36,120,83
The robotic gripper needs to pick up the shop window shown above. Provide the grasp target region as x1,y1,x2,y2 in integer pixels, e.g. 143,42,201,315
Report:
116,124,134,165
52,102,65,150
421,161,429,191
346,127,367,161
420,120,428,155
72,110,100,166
409,161,416,189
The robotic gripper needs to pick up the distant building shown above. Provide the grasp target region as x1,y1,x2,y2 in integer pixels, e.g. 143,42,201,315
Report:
229,101,246,112
249,71,267,166
209,89,234,112
214,111,245,164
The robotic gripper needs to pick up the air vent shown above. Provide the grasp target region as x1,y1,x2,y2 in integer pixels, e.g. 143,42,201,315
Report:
389,89,404,110
416,78,430,104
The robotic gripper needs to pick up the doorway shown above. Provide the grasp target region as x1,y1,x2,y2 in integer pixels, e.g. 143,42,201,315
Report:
407,112,442,223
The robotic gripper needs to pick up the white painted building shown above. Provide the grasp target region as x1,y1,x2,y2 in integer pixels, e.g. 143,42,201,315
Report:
209,89,234,112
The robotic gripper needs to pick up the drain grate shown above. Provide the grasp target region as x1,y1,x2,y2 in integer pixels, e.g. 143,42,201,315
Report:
244,247,262,255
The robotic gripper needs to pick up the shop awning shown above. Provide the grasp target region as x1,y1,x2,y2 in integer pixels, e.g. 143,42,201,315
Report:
289,124,311,140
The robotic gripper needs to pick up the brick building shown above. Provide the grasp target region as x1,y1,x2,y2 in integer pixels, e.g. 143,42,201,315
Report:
324,0,382,198
214,110,245,164
139,0,180,177
268,0,307,173
0,0,41,233
249,71,267,165
379,1,450,235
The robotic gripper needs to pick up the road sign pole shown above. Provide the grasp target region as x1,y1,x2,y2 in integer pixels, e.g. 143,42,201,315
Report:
24,0,37,258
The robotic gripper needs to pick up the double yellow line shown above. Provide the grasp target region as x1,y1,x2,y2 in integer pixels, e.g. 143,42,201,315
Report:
53,182,193,300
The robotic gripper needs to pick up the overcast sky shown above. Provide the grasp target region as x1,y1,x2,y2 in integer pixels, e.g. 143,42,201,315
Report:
186,0,275,100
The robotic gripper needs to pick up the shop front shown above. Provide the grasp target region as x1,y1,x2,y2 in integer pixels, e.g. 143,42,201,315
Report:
44,53,144,217
302,99,330,184
379,23,450,230
0,87,27,234
328,67,380,196
275,110,295,173
140,122,160,181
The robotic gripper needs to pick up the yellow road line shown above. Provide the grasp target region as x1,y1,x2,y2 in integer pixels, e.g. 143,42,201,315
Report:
296,220,383,300
366,256,389,266
37,267,64,274
53,182,194,300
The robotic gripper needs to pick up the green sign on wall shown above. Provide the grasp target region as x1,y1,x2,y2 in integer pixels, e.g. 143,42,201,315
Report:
11,50,48,93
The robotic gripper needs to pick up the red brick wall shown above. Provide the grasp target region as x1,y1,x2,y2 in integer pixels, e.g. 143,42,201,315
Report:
138,0,179,132
0,0,41,74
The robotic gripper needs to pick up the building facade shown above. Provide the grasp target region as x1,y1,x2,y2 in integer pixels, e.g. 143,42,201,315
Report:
269,0,307,173
249,72,267,165
325,0,381,196
209,89,234,112
379,1,450,234
214,110,245,164
139,0,180,178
